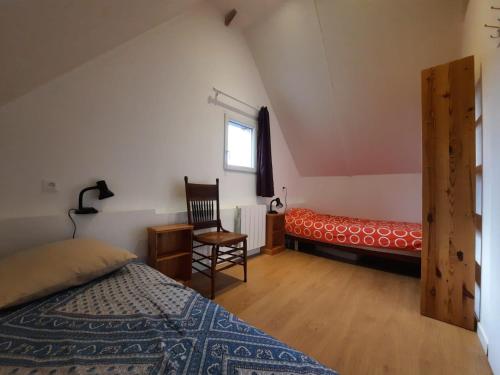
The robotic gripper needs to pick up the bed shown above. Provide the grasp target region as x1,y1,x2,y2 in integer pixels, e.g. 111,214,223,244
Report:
0,262,337,374
285,208,422,261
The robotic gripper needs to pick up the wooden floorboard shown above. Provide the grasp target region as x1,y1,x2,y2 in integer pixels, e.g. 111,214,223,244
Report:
191,250,491,375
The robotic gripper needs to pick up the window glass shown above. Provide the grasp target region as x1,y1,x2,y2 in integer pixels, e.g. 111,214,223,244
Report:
224,115,256,172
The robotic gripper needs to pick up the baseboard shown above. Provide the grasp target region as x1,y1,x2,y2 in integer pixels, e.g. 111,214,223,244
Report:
477,322,489,355
248,247,261,257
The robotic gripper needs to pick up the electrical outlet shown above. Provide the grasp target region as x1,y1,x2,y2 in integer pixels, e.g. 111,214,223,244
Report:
42,179,59,193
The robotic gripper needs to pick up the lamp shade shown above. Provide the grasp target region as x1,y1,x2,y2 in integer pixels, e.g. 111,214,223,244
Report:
268,197,283,213
96,180,114,200
275,197,283,209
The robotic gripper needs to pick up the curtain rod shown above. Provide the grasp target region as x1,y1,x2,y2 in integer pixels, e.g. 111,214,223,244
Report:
213,87,260,111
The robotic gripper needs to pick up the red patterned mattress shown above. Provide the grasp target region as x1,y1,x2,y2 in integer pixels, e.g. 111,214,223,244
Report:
285,208,422,252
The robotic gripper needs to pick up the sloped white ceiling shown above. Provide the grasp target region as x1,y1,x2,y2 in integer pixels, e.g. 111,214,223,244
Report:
0,0,201,107
245,0,464,176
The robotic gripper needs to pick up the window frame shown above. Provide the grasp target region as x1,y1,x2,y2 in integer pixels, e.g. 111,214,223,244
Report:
223,113,258,173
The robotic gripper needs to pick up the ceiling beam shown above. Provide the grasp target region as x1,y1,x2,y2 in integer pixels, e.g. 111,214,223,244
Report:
224,8,237,26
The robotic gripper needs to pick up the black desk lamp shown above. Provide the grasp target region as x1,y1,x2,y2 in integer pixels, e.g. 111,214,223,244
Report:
268,197,284,214
75,180,114,214
68,180,114,238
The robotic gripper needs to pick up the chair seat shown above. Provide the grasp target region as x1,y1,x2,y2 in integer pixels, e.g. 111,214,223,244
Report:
194,231,247,246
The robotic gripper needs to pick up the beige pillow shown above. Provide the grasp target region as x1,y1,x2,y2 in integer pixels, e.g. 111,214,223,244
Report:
0,238,137,310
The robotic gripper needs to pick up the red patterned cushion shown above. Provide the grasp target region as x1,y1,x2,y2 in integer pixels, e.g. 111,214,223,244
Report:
285,208,422,251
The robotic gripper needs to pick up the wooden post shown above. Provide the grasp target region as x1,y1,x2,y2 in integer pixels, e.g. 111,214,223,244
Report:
421,56,476,330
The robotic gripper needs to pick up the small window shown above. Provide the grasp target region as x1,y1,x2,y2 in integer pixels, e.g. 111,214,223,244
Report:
224,114,257,173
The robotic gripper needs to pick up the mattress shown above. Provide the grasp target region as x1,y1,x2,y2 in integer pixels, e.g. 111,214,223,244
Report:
0,262,336,375
285,208,422,252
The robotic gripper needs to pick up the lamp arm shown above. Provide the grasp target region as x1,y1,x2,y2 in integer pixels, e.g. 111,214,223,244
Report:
78,186,98,209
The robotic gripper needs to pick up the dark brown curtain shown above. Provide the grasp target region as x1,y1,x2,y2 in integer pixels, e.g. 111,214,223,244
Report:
256,107,274,197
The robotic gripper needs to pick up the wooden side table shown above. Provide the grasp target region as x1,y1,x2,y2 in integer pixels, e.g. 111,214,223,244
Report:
262,213,285,255
147,224,193,285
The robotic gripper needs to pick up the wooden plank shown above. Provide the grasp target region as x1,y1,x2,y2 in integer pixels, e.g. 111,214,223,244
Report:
148,223,193,233
421,62,449,325
448,56,476,330
475,213,482,231
421,56,476,331
156,251,192,262
476,261,481,287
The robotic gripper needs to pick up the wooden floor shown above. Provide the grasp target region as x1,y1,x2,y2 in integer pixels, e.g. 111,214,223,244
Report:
191,250,491,375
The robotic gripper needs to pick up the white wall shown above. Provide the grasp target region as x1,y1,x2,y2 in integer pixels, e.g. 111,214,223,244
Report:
245,0,463,176
1,0,448,260
299,173,421,223
242,0,466,224
462,0,500,373
0,209,237,259
0,2,301,254
0,0,426,260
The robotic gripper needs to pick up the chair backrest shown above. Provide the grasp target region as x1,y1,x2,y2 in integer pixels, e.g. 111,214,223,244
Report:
184,176,221,231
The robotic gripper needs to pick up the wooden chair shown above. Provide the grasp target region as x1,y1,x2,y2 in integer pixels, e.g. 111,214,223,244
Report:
184,176,248,299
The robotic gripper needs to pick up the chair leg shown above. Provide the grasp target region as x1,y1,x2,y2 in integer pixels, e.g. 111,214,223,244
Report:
243,239,247,282
210,245,217,299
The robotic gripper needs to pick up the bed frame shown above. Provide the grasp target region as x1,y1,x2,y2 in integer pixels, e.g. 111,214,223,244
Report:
286,234,421,265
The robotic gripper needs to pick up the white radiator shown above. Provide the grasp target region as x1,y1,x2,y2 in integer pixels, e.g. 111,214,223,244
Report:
235,205,267,251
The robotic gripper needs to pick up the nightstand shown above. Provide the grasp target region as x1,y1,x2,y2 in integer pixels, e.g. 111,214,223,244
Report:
262,213,285,255
147,224,193,285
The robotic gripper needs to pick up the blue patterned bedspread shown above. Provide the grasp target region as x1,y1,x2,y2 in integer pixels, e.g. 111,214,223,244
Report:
0,263,337,374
